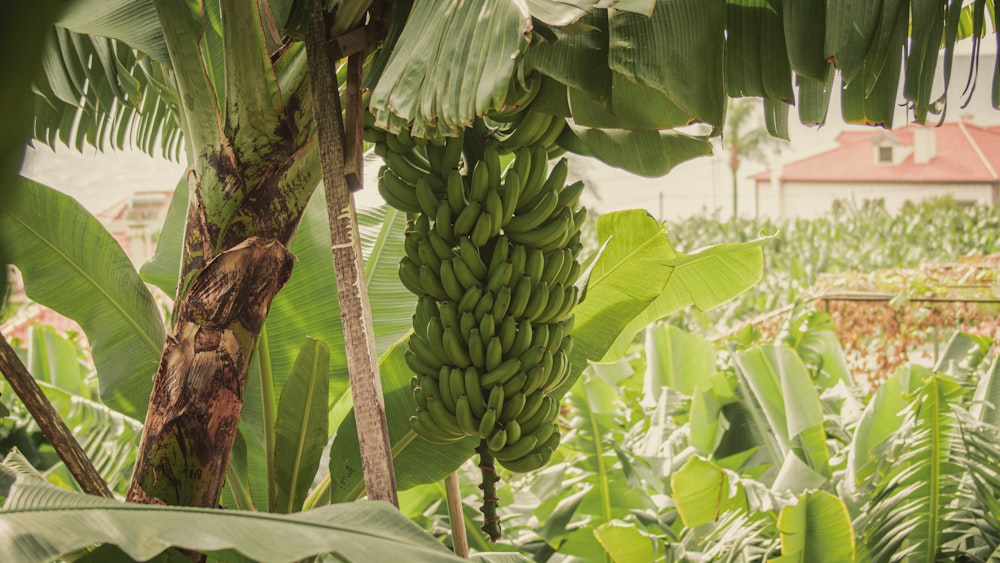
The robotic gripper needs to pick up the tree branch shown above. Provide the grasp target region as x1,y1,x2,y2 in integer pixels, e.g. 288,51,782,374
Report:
0,332,113,498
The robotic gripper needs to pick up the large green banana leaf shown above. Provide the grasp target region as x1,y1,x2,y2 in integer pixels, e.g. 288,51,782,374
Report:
271,338,329,514
772,490,855,563
733,344,830,492
1,178,165,420
0,452,464,563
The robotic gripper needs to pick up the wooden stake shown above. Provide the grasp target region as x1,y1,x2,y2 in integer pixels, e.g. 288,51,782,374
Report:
445,472,470,558
305,1,398,506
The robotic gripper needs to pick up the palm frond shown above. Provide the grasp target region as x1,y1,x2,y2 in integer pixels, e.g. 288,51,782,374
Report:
855,374,975,563
31,27,182,159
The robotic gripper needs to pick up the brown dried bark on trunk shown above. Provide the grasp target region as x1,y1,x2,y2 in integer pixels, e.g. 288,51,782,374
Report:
127,237,293,507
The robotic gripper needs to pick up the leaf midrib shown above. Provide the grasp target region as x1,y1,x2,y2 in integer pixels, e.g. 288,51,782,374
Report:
10,212,162,356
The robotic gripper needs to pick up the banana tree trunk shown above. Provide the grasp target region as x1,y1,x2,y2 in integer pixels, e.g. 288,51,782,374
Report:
127,0,321,508
127,237,293,507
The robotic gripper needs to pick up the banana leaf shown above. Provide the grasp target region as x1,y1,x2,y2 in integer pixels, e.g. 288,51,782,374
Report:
0,452,463,563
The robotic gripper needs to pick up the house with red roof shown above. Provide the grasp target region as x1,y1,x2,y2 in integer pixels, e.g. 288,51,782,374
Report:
752,119,1000,219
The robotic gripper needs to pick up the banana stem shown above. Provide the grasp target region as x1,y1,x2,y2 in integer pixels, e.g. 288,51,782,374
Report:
445,472,469,558
476,439,502,542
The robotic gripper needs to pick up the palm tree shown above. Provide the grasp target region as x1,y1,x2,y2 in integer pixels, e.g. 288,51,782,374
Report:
723,98,786,221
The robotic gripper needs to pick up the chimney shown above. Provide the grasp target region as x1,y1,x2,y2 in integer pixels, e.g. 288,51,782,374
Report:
913,126,936,164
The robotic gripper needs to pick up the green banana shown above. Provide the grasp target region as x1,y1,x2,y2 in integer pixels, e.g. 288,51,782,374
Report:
529,157,568,209
484,144,502,192
496,450,546,472
378,167,421,213
519,380,545,418
458,237,489,279
494,435,540,465
508,208,574,251
416,240,441,272
516,143,549,207
556,180,585,210
419,265,449,301
437,367,456,414
487,385,505,413
438,259,464,301
434,204,455,243
415,178,440,217
537,115,566,149
480,356,522,388
453,202,482,237
467,328,485,369
492,286,512,320
409,333,443,370
425,316,448,361
465,367,488,418
478,407,498,439
439,133,465,175
459,311,476,338
535,284,565,324
508,277,532,319
487,236,511,272
411,411,464,443
540,250,565,285
469,160,490,203
504,188,559,234
498,315,517,353
522,364,546,396
523,281,550,322
487,427,508,451
484,189,504,235
496,110,553,151
439,301,459,329
478,314,495,342
412,382,428,409
484,336,504,372
486,261,513,294
449,367,467,406
427,231,454,260
470,212,493,248
473,292,495,322
398,257,425,296
500,390,526,421
502,372,527,397
505,419,523,445
443,326,472,368
456,395,479,436
499,169,522,227
458,285,483,314
427,396,464,435
446,171,466,214
451,256,480,289
404,350,436,377
510,318,533,357
518,396,555,435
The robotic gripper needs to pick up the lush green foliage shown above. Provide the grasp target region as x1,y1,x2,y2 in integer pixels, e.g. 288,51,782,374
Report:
404,310,1000,562
666,198,1000,335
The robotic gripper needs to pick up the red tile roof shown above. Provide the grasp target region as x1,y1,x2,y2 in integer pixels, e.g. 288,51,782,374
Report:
753,121,1000,184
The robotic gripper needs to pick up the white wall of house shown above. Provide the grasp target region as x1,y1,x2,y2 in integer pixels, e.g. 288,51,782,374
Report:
756,181,998,220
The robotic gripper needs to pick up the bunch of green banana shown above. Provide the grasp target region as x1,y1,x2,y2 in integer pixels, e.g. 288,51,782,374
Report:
377,115,584,541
